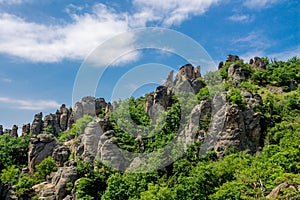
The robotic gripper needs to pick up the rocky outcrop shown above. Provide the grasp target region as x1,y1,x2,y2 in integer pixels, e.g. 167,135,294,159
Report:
80,120,103,161
266,182,300,199
11,125,18,137
199,91,263,157
0,183,18,200
228,64,246,86
44,114,61,136
31,112,43,135
33,166,77,200
52,166,77,200
28,134,58,173
250,57,266,69
0,125,3,135
52,145,70,167
145,86,173,122
226,54,239,63
178,98,212,150
22,123,30,136
57,104,71,132
97,130,124,171
73,96,108,121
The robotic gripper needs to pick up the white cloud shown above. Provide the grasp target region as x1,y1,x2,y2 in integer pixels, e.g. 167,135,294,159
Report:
0,0,27,4
0,1,220,63
234,31,273,50
131,0,220,26
228,14,254,23
0,97,60,110
243,0,282,9
1,78,12,83
240,45,300,62
0,4,133,63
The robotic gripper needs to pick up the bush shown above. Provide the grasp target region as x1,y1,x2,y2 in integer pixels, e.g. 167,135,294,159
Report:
226,88,246,109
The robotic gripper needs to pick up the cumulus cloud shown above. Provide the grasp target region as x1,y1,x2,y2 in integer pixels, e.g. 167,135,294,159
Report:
0,1,220,63
0,97,60,110
0,4,131,63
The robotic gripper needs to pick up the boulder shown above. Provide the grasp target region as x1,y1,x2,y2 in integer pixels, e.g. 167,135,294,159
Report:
0,125,3,135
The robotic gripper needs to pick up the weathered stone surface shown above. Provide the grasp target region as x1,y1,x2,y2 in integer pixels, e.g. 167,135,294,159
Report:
266,182,300,199
0,183,18,200
31,112,43,135
250,56,266,69
52,166,77,200
11,125,18,137
81,120,103,160
59,104,70,132
175,64,201,82
32,182,56,200
226,54,239,63
28,134,58,173
22,123,30,136
97,130,124,171
52,145,70,167
72,96,107,121
228,64,246,86
198,92,263,157
178,98,212,150
44,113,61,136
145,86,172,122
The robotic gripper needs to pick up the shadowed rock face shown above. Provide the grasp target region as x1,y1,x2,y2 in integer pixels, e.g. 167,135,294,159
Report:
31,112,43,135
250,56,266,69
72,96,108,121
22,123,30,136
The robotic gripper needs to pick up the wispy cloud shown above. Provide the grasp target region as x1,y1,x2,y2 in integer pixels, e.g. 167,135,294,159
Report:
243,0,282,9
228,14,254,23
1,78,12,83
0,97,60,110
131,0,220,26
234,31,273,50
240,45,300,62
0,0,27,4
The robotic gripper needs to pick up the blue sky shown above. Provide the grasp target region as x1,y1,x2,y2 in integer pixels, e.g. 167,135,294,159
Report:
0,0,299,131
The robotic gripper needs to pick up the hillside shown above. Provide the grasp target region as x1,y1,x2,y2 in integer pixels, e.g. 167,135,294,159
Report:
0,55,300,200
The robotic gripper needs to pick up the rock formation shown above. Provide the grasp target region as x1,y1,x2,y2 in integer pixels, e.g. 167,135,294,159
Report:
0,125,3,135
226,54,240,63
72,96,108,121
228,64,246,86
31,112,43,135
44,113,61,136
28,134,58,173
22,123,30,136
11,125,18,137
250,56,266,69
